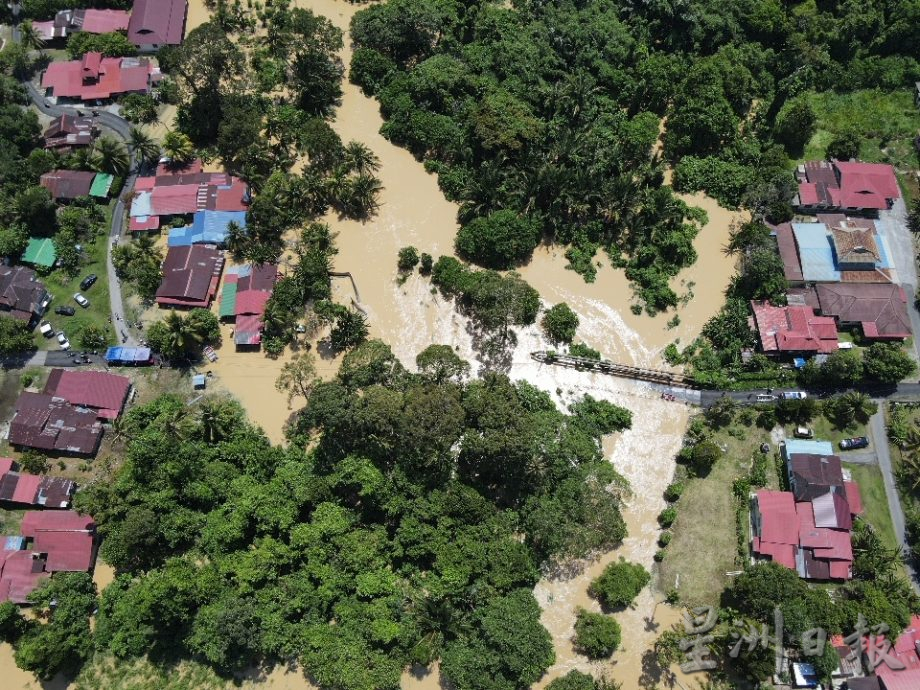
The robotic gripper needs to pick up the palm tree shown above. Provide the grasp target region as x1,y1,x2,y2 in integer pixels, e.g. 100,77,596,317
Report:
162,131,196,164
18,20,45,53
841,390,877,424
342,141,380,175
157,311,203,361
93,136,130,177
224,220,249,261
128,127,160,167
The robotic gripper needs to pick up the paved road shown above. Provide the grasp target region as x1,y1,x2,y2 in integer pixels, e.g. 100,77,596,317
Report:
869,407,920,590
880,199,920,363
19,80,138,347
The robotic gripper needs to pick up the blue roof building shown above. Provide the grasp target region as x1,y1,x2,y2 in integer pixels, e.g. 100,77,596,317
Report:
168,210,247,247
782,439,834,460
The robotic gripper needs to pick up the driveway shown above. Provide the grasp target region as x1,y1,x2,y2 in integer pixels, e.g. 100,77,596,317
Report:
879,199,920,363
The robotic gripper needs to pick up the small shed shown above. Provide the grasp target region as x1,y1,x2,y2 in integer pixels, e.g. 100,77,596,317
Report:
21,237,56,268
90,173,113,198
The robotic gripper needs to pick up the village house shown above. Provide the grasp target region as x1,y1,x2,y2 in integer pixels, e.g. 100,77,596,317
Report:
749,300,839,356
219,263,278,347
41,52,159,102
0,265,51,325
33,8,130,42
750,439,863,581
0,458,75,509
42,113,97,153
40,169,111,202
127,0,188,52
794,160,900,215
155,244,225,308
129,160,249,232
43,368,132,420
168,210,247,247
9,392,104,456
21,237,57,270
0,511,97,604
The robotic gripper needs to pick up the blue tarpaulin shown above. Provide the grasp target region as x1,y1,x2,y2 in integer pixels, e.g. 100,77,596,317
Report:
168,210,247,247
106,346,152,364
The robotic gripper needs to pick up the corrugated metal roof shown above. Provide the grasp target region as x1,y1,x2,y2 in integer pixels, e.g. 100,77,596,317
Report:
783,439,834,458
219,281,237,318
90,172,113,198
792,223,840,282
22,237,56,268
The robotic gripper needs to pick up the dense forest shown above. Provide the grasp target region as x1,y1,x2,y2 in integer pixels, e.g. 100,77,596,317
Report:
349,0,920,312
1,342,633,688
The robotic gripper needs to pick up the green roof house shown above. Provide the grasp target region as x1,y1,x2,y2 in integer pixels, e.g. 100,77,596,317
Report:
90,173,114,198
21,237,56,268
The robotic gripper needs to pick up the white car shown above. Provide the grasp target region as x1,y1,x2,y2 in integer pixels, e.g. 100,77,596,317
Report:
73,293,89,308
782,391,808,400
57,332,70,350
39,322,54,338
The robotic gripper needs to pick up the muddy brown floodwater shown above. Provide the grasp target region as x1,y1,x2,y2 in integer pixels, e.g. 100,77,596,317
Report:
0,1,742,689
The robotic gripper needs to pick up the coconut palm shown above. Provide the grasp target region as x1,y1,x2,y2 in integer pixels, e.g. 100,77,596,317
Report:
93,136,130,177
18,20,45,53
224,220,249,262
128,127,161,167
162,131,196,164
342,141,380,175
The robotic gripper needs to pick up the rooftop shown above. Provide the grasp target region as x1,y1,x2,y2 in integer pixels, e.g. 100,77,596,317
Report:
128,0,188,47
41,55,155,102
43,369,131,420
21,237,56,269
0,265,49,322
815,283,912,340
9,392,103,456
155,244,224,307
750,300,839,354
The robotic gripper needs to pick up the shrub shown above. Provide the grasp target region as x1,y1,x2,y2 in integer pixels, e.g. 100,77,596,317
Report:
690,440,722,476
664,482,684,502
590,559,651,609
658,506,677,528
573,609,621,659
569,342,601,360
19,450,49,475
541,303,579,345
653,549,666,562
419,252,433,274
397,246,420,272
658,532,672,547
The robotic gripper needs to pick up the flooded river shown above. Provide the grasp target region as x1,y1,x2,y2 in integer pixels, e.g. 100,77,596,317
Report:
0,1,739,688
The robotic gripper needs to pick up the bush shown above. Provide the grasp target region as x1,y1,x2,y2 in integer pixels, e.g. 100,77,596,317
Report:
864,342,917,384
653,549,666,562
658,531,672,547
664,482,684,502
419,252,433,274
121,94,158,124
541,303,579,345
349,47,397,96
690,440,722,476
826,130,861,161
573,609,621,659
19,450,49,475
454,210,541,268
397,246,420,272
590,559,651,609
658,506,677,528
79,325,107,350
672,155,756,208
569,342,601,360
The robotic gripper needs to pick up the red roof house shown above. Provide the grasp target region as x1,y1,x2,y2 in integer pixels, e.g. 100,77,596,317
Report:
40,170,95,201
21,511,96,574
875,615,920,690
156,244,225,308
751,490,799,569
41,54,156,101
128,0,188,50
815,283,912,340
0,550,49,604
43,368,131,420
750,301,838,355
9,392,104,456
0,265,50,324
76,9,131,33
796,160,900,214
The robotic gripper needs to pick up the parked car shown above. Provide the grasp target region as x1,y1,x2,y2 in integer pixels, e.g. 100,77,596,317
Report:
73,293,89,308
782,391,808,400
39,322,54,338
840,437,870,450
79,274,98,291
794,426,814,439
57,332,70,350
756,394,776,403
55,305,75,316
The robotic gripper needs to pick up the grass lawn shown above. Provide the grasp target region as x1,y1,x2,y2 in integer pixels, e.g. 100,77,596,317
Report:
801,89,920,170
659,417,775,606
802,414,870,448
34,209,116,351
0,508,26,536
844,462,899,553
